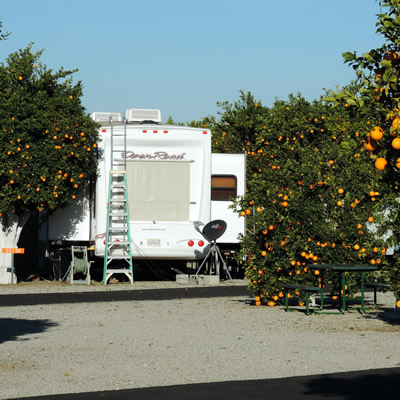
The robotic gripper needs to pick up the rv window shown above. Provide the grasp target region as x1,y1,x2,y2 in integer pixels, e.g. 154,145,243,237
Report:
211,175,237,201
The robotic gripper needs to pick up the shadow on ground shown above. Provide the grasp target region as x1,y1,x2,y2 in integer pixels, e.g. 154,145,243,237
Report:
0,318,57,344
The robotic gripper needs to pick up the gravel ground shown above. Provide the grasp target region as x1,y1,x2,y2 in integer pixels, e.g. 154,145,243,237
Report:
0,280,399,399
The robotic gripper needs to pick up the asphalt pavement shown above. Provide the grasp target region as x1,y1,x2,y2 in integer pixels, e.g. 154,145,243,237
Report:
12,367,400,400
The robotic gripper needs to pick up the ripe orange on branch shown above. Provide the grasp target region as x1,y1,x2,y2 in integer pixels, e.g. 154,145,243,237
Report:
370,126,384,141
375,157,387,171
392,138,400,149
364,138,377,151
392,118,400,130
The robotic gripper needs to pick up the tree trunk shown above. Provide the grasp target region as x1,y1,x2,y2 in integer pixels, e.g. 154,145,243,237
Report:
0,208,30,284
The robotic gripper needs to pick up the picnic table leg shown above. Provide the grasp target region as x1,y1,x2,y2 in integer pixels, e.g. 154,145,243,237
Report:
341,272,346,312
360,272,367,313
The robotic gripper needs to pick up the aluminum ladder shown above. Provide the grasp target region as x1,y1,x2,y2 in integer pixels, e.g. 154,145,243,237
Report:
103,117,134,284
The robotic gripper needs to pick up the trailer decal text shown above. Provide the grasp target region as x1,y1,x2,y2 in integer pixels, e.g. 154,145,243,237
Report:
121,151,186,160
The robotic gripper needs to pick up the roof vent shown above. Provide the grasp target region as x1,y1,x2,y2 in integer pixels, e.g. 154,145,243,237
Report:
125,108,162,124
90,112,122,123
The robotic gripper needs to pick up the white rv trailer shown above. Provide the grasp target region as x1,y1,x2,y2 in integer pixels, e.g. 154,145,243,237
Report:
48,109,246,264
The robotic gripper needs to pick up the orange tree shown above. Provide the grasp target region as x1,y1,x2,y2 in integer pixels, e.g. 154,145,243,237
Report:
335,0,400,299
208,91,388,305
0,45,99,284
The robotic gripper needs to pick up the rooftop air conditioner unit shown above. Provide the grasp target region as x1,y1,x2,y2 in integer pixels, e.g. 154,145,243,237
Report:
90,112,123,123
125,108,162,124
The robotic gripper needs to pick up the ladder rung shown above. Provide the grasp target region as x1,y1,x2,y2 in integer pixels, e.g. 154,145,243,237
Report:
105,268,132,273
110,170,126,174
108,227,128,232
108,241,130,246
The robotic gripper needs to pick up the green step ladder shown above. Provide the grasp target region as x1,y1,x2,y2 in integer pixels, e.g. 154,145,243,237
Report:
103,170,134,284
103,116,134,284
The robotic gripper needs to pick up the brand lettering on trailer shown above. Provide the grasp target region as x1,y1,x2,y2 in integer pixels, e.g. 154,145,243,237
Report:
121,151,186,160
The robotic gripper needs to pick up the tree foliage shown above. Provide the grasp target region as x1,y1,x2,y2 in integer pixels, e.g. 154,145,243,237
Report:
0,45,100,217
0,20,10,41
205,91,391,305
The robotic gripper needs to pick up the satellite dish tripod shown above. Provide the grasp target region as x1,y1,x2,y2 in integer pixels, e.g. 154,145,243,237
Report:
193,220,232,281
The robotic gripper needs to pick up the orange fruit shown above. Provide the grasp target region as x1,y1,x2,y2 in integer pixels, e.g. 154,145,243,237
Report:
281,201,288,207
354,244,360,250
396,300,400,308
368,216,374,222
392,137,400,149
338,188,344,194
393,118,400,130
255,296,261,302
370,126,384,141
240,211,246,216
255,301,262,306
396,158,400,169
256,207,262,213
337,200,343,207
384,50,399,61
375,157,387,171
245,209,251,215
364,138,377,151
261,250,267,257
267,301,275,307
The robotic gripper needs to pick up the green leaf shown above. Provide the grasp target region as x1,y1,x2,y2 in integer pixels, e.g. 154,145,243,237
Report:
343,52,355,61
380,60,393,68
340,141,351,150
323,96,337,102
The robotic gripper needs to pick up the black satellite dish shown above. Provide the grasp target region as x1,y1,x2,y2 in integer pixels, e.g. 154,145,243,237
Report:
193,219,232,280
202,220,227,242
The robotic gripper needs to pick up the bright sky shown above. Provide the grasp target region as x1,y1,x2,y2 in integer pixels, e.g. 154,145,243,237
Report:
1,0,384,123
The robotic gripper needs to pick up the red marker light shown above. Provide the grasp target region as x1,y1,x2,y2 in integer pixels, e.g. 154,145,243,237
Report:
198,240,205,247
188,240,194,247
102,129,107,132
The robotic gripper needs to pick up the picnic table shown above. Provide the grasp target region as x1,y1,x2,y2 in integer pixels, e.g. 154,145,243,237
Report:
307,263,380,313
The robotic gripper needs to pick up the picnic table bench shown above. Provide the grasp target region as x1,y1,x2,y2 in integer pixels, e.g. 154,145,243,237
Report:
281,283,321,315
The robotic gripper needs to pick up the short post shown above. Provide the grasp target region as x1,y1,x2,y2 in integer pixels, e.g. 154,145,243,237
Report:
2,248,25,284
